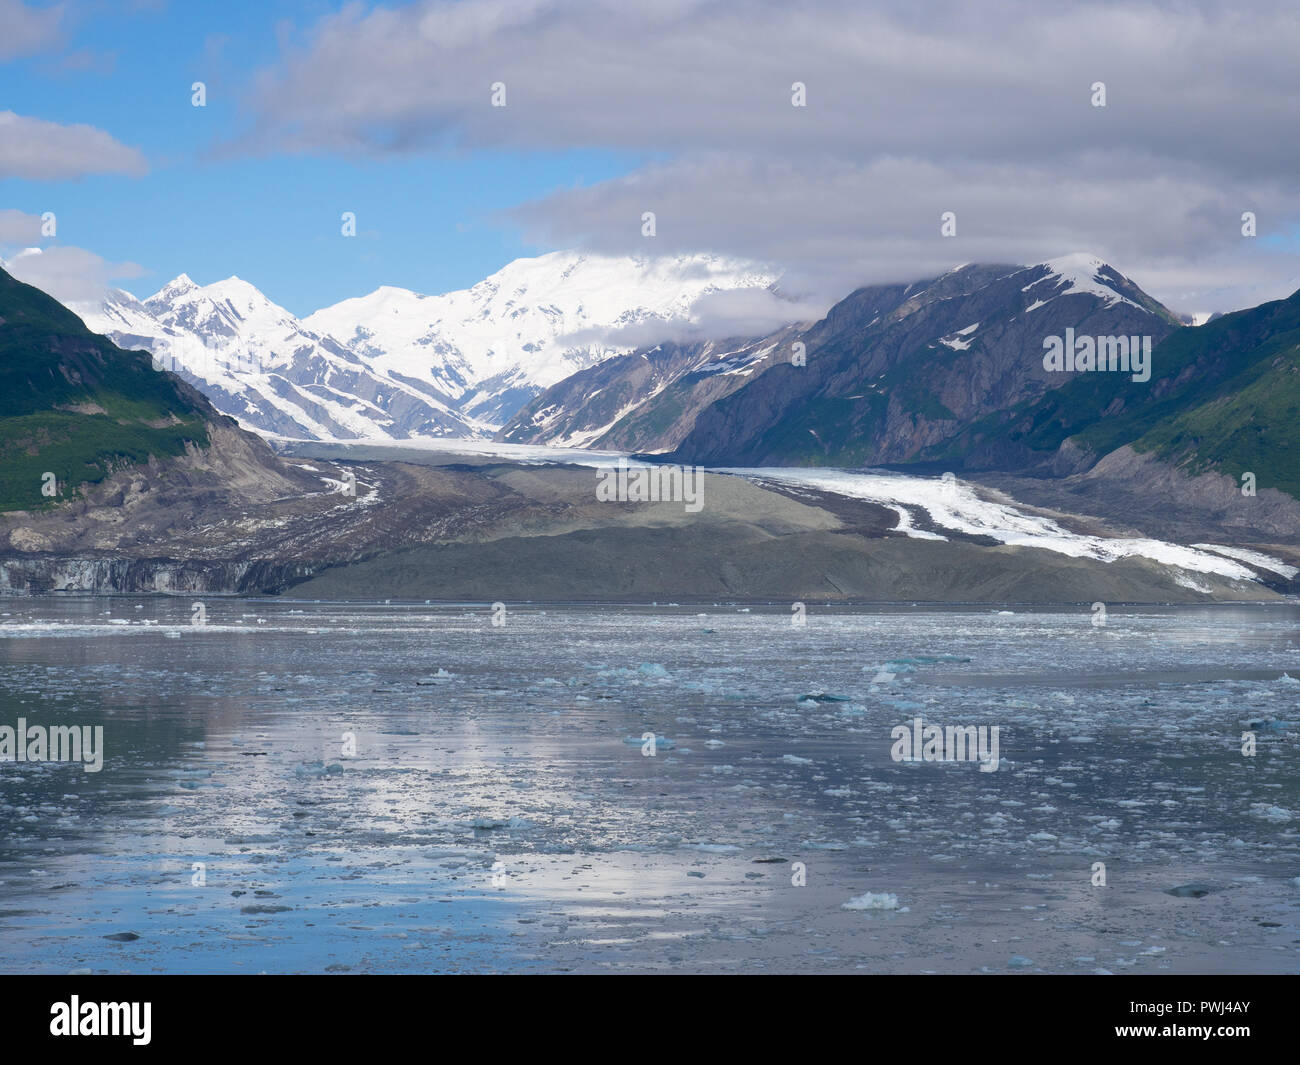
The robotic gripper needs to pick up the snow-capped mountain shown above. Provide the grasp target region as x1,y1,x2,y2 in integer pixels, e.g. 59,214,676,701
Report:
304,250,779,425
56,250,777,442
68,272,485,441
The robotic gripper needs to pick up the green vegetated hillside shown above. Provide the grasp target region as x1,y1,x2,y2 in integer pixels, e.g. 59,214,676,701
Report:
928,287,1300,498
0,266,212,512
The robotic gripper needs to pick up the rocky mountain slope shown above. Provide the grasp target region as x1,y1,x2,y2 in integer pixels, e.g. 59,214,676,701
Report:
498,323,808,451
502,256,1194,466
667,256,1181,467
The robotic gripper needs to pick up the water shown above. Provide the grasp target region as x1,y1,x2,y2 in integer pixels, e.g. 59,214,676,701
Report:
1,598,1297,973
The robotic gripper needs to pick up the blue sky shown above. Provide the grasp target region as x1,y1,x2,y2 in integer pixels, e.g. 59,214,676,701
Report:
0,0,646,315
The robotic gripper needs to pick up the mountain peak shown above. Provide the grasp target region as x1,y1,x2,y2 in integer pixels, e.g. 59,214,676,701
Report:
1023,253,1139,308
1034,252,1131,285
1040,252,1109,272
150,273,198,302
204,276,265,299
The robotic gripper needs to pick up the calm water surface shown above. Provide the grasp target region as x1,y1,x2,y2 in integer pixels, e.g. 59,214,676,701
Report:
0,599,1297,973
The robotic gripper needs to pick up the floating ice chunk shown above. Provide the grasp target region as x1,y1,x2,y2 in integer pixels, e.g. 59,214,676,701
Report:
1007,955,1034,968
638,663,670,678
1247,718,1293,732
293,761,343,778
842,892,907,912
1250,803,1292,823
782,754,813,765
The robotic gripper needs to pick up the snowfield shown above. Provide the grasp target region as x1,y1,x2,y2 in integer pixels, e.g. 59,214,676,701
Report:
733,467,1265,580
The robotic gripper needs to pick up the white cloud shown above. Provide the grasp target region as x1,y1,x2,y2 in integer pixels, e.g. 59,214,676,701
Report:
3,245,144,303
245,0,1298,168
0,111,147,180
558,285,827,349
0,0,63,61
0,208,44,243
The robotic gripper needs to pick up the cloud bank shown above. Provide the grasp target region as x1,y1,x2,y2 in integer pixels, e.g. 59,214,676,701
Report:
238,0,1300,313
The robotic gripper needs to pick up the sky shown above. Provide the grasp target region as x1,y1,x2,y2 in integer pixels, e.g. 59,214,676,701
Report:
2,0,1300,321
